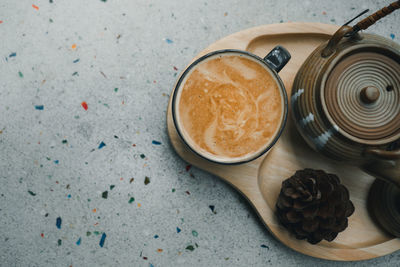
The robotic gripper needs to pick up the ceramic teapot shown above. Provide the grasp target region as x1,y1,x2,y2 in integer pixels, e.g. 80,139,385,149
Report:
291,2,400,187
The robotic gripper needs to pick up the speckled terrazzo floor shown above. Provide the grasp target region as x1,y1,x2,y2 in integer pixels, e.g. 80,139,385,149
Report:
0,0,399,266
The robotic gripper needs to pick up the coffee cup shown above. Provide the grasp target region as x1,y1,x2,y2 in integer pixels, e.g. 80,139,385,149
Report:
172,46,290,164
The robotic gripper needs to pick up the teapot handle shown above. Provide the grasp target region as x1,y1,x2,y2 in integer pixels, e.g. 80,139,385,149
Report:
361,148,400,188
321,26,353,58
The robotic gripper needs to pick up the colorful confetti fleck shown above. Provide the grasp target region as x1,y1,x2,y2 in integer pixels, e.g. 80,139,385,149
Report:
32,4,39,10
261,244,269,249
72,71,78,76
110,185,115,190
18,71,23,78
185,165,191,172
98,142,106,149
28,190,36,196
186,245,195,251
40,233,44,238
76,237,81,246
176,227,181,233
165,39,173,44
99,233,106,247
86,232,91,236
72,44,77,49
54,160,59,164
152,140,161,145
192,230,198,237
58,239,62,246
172,188,175,193
35,105,44,110
157,248,163,253
129,197,135,203
102,191,108,199
114,88,118,92
56,217,62,229
154,235,159,239
140,154,145,159
0,21,3,24
9,52,16,57
81,101,88,110
73,59,80,63
144,176,150,185
390,33,395,40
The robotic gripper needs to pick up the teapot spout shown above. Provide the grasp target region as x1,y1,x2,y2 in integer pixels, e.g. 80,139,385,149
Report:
361,159,400,188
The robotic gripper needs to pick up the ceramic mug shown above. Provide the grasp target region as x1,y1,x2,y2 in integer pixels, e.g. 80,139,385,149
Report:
172,46,291,164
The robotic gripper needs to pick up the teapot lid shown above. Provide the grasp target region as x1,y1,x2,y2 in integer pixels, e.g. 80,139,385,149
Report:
323,50,400,145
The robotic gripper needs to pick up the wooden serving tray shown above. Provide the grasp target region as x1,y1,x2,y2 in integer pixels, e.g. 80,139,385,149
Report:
166,22,400,261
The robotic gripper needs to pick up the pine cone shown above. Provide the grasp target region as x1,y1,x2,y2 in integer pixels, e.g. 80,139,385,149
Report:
276,168,355,244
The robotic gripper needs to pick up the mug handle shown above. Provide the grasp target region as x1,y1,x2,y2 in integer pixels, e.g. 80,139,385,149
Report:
263,46,291,73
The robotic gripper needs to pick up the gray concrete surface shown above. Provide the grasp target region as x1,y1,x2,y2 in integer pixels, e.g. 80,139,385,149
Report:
0,0,399,266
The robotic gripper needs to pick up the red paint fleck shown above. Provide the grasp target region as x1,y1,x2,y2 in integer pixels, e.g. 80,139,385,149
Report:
120,177,124,181
185,191,190,195
173,66,178,71
32,4,39,10
122,101,125,105
322,11,327,15
0,21,3,24
143,257,148,260
185,165,191,172
132,144,136,147
40,233,44,238
94,222,99,226
81,101,88,110
153,80,156,83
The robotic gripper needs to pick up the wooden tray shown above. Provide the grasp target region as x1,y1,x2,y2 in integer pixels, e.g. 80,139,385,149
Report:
166,22,400,261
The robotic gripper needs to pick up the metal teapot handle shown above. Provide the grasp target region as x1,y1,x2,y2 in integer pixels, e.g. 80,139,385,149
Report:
321,26,353,58
322,1,400,58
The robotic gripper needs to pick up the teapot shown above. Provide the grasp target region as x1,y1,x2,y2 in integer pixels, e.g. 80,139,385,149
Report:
291,2,400,235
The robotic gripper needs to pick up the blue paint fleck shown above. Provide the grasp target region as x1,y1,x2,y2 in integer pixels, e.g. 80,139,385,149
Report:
76,237,81,245
35,105,44,110
152,140,161,145
9,52,16,57
390,33,395,40
176,227,181,233
261,244,269,249
150,264,154,267
98,141,106,149
54,160,59,164
154,235,159,239
73,58,80,63
67,194,71,198
56,217,62,229
99,233,106,247
165,38,173,44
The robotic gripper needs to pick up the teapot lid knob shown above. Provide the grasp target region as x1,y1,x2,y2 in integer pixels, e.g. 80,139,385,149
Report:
360,86,380,104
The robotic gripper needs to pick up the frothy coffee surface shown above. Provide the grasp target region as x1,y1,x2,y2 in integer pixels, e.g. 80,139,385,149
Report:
177,54,282,160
